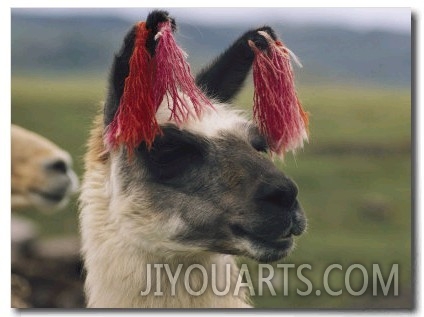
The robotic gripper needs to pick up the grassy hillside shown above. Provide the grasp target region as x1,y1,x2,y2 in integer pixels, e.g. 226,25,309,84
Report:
11,75,411,309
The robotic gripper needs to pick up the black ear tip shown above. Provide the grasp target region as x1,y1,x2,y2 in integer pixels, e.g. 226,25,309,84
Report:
244,26,278,51
146,10,176,31
144,10,177,56
257,26,277,41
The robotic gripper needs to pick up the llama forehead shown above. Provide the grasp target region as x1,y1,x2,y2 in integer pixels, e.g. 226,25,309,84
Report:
155,101,252,139
12,124,73,165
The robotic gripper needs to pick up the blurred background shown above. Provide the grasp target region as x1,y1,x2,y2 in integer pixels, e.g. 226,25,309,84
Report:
11,7,411,309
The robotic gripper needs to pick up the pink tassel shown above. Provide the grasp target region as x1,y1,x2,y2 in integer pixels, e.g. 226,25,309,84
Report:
106,20,214,155
153,21,213,124
106,22,159,154
249,31,309,156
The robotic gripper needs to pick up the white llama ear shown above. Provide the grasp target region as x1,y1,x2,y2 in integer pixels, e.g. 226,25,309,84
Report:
104,10,213,155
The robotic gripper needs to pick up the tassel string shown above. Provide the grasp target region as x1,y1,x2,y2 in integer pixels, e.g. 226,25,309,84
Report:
106,22,160,153
154,21,214,124
249,31,309,156
106,20,214,154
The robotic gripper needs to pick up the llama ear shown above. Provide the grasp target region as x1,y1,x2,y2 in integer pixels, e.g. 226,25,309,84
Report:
196,26,309,156
195,26,277,103
104,25,137,127
248,29,308,155
104,10,213,153
104,10,174,127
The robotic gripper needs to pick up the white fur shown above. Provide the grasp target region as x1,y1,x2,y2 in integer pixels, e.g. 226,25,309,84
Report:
80,102,253,308
80,152,250,307
155,98,251,139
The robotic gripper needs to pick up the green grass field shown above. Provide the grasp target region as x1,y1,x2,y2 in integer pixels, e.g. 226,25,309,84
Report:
11,75,411,309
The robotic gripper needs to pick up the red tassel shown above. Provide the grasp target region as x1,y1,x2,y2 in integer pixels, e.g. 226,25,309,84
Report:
249,31,309,156
153,21,213,123
106,22,159,152
106,20,213,154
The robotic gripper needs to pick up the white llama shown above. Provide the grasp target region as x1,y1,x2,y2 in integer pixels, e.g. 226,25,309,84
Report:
79,10,306,308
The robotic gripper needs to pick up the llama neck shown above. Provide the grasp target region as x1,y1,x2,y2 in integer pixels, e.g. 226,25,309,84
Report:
84,246,250,308
79,153,250,308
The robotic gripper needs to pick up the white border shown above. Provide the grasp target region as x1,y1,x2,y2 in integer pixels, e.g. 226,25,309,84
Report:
4,1,420,317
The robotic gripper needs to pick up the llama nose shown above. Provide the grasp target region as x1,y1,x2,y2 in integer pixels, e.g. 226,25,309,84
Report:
45,159,68,174
290,208,307,236
255,177,298,210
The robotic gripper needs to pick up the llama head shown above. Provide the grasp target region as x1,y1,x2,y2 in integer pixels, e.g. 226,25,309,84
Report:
93,10,307,263
11,124,79,211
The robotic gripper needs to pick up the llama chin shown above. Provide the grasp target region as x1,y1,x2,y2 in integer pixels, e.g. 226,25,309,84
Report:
79,10,307,308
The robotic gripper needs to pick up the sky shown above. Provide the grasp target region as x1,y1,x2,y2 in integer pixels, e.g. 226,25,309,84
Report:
13,7,411,34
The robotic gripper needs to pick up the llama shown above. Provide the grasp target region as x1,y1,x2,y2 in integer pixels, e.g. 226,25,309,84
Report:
11,125,80,308
79,11,307,308
11,124,79,211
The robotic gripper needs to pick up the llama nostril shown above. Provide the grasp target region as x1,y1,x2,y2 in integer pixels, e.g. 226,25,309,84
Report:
255,180,298,210
45,159,68,174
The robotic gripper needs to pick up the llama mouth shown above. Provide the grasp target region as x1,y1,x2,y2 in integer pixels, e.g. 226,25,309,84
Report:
248,232,294,251
231,224,294,251
29,188,66,203
247,233,294,263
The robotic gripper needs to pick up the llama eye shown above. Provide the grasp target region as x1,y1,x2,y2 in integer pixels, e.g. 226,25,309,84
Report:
150,142,202,166
138,127,206,181
148,143,204,181
248,126,269,153
250,135,268,153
